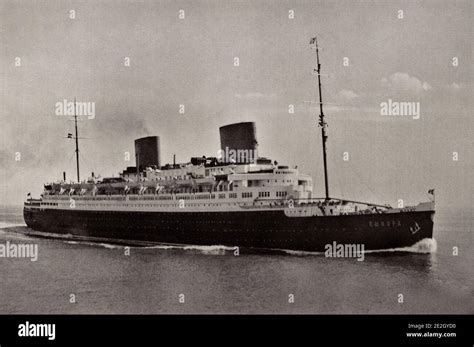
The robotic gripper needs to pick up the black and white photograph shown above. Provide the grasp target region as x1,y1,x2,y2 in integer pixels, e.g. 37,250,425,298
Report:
0,0,472,344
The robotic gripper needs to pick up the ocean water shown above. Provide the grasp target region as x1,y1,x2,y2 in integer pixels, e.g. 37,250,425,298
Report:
0,205,472,314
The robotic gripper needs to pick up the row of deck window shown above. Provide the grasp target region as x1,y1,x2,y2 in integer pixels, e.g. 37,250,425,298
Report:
47,190,289,202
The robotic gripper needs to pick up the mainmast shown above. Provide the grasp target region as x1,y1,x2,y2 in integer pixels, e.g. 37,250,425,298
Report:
74,97,80,183
310,36,330,200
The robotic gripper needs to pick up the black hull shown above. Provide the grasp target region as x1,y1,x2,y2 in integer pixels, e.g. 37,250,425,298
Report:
23,207,435,252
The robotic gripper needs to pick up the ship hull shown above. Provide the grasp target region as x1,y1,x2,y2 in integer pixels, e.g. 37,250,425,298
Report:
23,207,434,252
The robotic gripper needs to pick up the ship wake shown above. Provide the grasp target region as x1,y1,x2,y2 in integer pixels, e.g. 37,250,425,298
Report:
278,238,437,257
143,244,238,255
0,222,27,230
65,241,238,254
1,226,239,255
365,238,437,254
64,241,123,249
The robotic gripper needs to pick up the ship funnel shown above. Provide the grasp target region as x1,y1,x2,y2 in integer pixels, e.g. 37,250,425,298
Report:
219,122,258,163
135,136,161,170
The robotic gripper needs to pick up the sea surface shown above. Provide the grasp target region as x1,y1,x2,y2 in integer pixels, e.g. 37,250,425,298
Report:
0,205,472,314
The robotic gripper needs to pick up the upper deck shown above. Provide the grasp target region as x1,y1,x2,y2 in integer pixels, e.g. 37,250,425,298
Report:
41,161,313,201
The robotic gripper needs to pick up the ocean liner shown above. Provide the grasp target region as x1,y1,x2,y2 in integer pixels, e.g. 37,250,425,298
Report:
24,37,435,252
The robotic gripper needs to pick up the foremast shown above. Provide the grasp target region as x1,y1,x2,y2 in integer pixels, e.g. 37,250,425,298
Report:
310,36,329,200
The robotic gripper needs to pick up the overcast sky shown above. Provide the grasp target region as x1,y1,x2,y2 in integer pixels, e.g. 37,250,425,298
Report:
1,0,472,209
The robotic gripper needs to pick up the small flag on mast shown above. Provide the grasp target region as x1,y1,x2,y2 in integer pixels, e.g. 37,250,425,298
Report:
428,189,435,202
310,37,317,45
